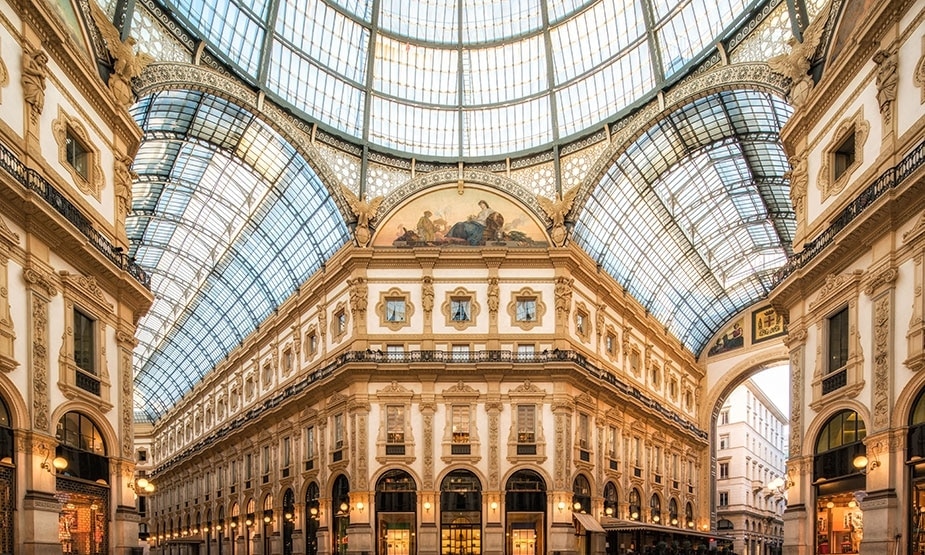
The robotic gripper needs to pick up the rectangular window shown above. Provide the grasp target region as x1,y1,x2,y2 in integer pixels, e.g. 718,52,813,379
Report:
65,129,89,179
654,446,662,473
245,453,253,480
336,310,346,334
576,312,587,334
827,306,849,373
282,437,291,470
262,445,271,475
720,410,729,425
578,413,589,449
833,131,856,180
283,349,292,374
385,298,406,322
450,298,471,321
515,298,537,322
308,332,317,354
452,405,470,443
386,405,405,444
633,437,642,467
334,413,344,449
451,344,469,362
73,308,95,374
672,454,679,480
517,344,535,359
719,434,729,450
230,459,238,483
305,426,315,460
718,491,729,507
608,426,617,459
605,333,616,355
719,462,729,479
517,405,535,443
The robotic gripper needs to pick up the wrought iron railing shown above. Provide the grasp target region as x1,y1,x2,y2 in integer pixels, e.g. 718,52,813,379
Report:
774,137,925,284
152,349,709,475
0,141,150,289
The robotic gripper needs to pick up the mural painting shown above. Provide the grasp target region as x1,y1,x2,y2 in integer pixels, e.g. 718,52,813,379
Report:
707,318,745,356
374,187,548,247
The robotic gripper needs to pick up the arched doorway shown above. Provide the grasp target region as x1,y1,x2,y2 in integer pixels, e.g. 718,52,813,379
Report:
282,488,295,555
230,502,240,555
439,469,481,555
55,411,110,555
245,498,256,555
262,493,274,555
332,475,350,555
572,475,591,513
649,493,662,524
376,469,417,555
0,396,13,553
504,470,546,555
628,488,642,521
814,410,866,555
305,482,320,555
908,388,925,553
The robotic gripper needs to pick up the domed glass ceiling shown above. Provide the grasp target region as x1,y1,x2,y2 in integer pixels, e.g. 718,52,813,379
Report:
154,0,760,159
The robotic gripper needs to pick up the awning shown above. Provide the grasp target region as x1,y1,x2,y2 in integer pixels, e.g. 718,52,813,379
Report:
600,518,733,541
573,512,606,533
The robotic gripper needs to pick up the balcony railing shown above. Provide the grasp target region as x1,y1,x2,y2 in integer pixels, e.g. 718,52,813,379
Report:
152,349,709,474
774,137,925,284
0,141,150,289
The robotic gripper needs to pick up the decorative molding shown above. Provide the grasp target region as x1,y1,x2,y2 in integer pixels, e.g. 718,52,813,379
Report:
809,270,863,311
863,266,898,296
23,267,58,297
21,44,49,125
52,107,105,200
816,108,870,201
441,287,480,331
873,46,898,126
376,287,414,332
30,293,50,432
786,148,808,220
554,276,573,319
347,277,367,322
506,287,546,331
904,211,925,244
916,35,925,104
871,292,892,431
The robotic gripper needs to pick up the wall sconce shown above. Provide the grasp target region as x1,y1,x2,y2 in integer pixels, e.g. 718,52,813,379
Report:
490,501,498,511
701,524,709,531
604,507,613,516
652,515,660,523
129,477,156,494
687,521,694,529
215,523,223,532
630,511,639,520
245,515,254,527
422,501,431,513
338,502,349,515
284,511,294,521
853,453,880,474
230,518,238,530
309,507,319,520
355,502,364,513
557,501,567,512
39,445,68,473
671,518,678,526
202,525,209,533
192,528,199,535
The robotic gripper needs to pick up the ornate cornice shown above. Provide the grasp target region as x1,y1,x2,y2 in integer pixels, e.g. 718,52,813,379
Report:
23,266,57,297
809,270,863,310
864,266,898,296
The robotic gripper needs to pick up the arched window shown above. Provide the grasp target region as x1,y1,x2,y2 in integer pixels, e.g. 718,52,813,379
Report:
718,518,734,530
376,470,418,555
668,497,679,526
505,470,546,555
332,475,350,555
440,470,481,555
649,493,662,523
602,482,618,518
0,396,13,553
572,475,591,513
282,488,295,555
305,482,320,555
628,488,641,520
685,502,694,529
909,389,925,555
55,411,109,554
814,410,867,481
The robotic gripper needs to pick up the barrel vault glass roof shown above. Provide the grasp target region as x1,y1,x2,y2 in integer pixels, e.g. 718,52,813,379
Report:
151,0,763,159
125,0,805,419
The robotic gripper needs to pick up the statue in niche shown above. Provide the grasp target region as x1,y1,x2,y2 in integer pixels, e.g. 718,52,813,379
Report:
21,46,48,123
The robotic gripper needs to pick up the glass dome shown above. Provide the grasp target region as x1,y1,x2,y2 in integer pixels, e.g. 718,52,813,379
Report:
155,0,761,159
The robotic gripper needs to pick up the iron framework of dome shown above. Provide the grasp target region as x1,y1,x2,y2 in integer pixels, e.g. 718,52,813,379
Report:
113,0,827,419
